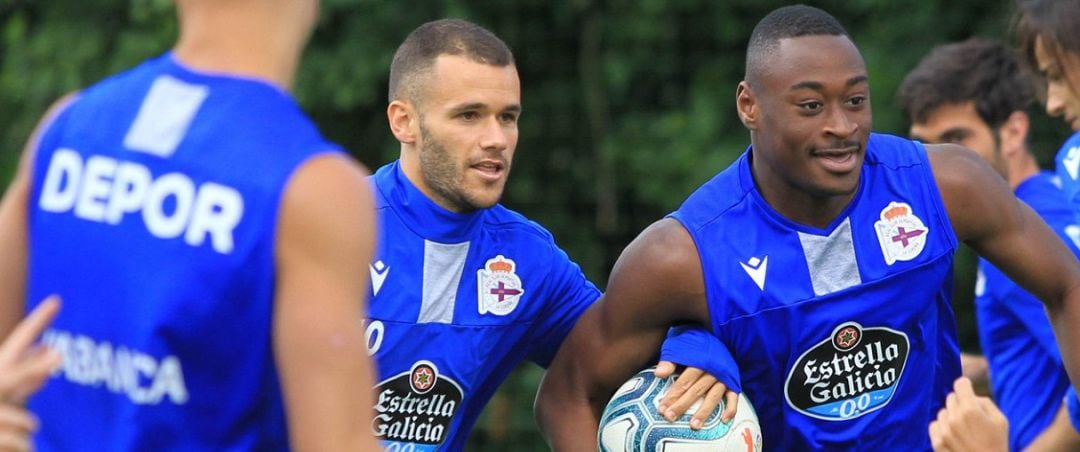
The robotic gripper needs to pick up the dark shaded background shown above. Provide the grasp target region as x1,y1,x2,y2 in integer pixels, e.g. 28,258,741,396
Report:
1,1,1074,449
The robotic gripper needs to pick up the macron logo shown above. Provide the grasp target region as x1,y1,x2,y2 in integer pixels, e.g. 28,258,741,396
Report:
1064,146,1080,181
740,255,768,291
370,260,389,296
1066,225,1080,250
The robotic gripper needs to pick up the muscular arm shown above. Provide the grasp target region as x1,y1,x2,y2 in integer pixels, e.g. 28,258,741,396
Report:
535,218,712,450
274,154,379,451
930,144,1080,395
0,94,77,336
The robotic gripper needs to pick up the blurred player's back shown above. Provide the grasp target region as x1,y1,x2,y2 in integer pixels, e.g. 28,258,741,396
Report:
26,52,338,449
2,0,381,450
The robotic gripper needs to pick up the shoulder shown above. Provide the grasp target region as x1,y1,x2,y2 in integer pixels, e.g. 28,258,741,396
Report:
925,143,994,186
674,153,750,231
606,218,706,322
865,133,926,167
483,204,560,245
281,154,373,239
925,143,1016,241
615,219,701,291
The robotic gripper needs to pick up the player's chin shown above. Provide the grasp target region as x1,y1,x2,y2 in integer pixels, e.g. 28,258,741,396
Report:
464,186,505,210
814,177,860,198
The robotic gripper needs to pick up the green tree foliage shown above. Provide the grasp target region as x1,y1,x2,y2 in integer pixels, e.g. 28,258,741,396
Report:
2,1,1074,450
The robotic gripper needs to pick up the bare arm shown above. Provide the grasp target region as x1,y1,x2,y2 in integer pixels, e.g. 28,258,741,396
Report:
930,144,1080,395
959,352,989,395
1025,404,1080,452
535,218,713,450
0,95,77,336
274,154,379,452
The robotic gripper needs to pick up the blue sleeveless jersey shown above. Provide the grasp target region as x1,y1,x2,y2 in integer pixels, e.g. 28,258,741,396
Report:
671,133,959,450
974,172,1078,449
1055,131,1080,221
25,53,341,450
366,162,600,451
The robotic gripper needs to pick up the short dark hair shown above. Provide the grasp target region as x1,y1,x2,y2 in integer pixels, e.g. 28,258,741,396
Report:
1014,0,1080,78
388,19,515,103
897,38,1033,128
745,5,850,84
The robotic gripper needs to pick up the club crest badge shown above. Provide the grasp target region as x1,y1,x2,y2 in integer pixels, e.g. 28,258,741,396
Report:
477,255,525,316
874,202,929,265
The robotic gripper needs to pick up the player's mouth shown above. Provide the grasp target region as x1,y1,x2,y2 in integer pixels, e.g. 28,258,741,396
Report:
812,146,860,174
1067,115,1079,131
470,159,507,182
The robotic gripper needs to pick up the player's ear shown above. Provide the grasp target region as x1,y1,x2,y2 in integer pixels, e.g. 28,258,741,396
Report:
736,81,759,130
387,100,418,145
998,110,1029,158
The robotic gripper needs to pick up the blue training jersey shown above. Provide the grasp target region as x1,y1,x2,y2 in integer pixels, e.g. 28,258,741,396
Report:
974,171,1079,449
671,133,960,450
366,162,600,451
1055,131,1080,221
26,53,341,450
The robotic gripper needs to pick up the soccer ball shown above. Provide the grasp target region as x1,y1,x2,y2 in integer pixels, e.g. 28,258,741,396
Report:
598,367,762,452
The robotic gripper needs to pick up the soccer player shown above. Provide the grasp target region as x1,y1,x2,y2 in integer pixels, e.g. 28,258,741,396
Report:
898,37,1079,450
930,1,1080,450
0,0,379,449
534,5,1080,450
1017,0,1080,215
366,19,731,450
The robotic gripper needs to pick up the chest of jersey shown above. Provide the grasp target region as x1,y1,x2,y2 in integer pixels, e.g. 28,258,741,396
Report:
676,135,961,448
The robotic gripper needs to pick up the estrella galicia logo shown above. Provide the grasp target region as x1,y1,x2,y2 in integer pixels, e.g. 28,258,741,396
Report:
785,322,910,421
373,360,464,450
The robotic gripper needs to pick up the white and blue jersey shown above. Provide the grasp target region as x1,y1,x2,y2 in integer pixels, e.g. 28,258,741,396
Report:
671,133,960,449
366,162,600,451
974,171,1078,449
25,53,341,450
1055,131,1080,221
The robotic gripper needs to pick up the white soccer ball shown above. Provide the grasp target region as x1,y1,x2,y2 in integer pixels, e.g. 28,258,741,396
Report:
598,367,762,452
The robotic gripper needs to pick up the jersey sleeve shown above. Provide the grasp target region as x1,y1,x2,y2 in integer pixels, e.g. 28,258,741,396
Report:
659,325,742,393
524,244,601,367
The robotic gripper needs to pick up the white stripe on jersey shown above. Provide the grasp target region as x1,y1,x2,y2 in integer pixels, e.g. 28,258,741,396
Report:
123,75,208,158
420,240,470,323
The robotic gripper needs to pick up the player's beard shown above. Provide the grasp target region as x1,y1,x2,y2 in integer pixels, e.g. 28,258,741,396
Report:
418,121,490,213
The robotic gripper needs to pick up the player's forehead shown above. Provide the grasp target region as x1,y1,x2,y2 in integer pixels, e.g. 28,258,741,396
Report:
422,54,521,110
911,102,984,134
761,35,867,91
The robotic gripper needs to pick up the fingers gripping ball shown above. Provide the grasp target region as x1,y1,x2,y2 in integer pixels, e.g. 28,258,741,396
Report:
599,367,762,451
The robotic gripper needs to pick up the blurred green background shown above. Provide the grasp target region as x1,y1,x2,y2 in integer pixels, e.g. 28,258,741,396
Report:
1,0,1075,449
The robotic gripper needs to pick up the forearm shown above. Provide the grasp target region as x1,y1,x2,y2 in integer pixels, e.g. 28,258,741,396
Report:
535,367,604,451
1052,284,1080,397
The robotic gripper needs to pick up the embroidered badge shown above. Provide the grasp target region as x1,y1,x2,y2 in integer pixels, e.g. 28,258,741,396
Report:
477,255,524,316
874,202,929,265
